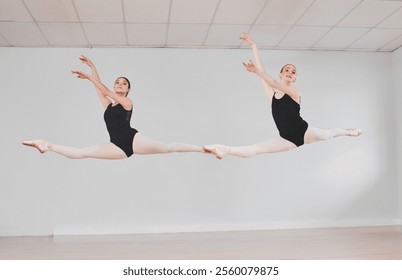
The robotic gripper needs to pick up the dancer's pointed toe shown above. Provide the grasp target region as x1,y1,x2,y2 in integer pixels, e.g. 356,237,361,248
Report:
22,140,36,148
204,145,224,160
22,139,51,153
347,129,363,137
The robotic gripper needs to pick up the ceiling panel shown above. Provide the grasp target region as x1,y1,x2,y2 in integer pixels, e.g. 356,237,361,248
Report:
167,24,209,46
123,0,170,23
377,7,402,28
0,22,47,46
126,23,167,46
297,0,361,26
170,0,218,23
380,34,402,51
314,27,370,49
247,25,292,47
23,0,78,22
39,23,88,46
83,23,127,46
349,28,402,49
0,33,9,46
338,0,402,27
214,0,266,24
205,24,250,46
74,0,123,23
167,24,211,46
0,0,401,52
0,0,32,21
278,26,331,48
256,0,314,25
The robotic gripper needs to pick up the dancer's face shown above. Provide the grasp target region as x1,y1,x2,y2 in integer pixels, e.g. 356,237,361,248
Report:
279,64,297,83
114,77,130,95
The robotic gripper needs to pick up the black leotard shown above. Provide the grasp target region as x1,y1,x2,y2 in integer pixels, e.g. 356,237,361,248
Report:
271,92,308,147
104,103,138,157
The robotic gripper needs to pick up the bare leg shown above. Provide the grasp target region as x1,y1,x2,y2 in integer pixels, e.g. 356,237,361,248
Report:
204,137,297,159
304,127,363,144
52,143,127,159
133,134,204,155
22,139,127,160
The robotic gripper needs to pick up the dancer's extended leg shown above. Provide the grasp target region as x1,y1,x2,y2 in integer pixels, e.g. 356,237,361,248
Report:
204,137,296,159
304,127,362,144
22,140,127,159
133,134,204,155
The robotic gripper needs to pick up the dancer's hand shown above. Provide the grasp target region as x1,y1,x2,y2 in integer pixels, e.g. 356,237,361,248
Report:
79,55,95,68
71,70,92,80
242,60,257,73
240,33,255,47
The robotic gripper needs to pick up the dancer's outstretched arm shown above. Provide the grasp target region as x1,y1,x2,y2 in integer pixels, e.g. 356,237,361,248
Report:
243,60,300,103
240,34,275,102
71,70,133,110
79,55,111,109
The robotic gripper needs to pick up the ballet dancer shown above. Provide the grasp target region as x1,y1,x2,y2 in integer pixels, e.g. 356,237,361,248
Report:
22,55,206,159
204,34,362,159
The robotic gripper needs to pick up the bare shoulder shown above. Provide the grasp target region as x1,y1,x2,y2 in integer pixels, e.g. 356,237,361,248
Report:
121,97,133,111
286,86,301,102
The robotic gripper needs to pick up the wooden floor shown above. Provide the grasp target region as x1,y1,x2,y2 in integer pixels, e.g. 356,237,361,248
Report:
1,226,402,260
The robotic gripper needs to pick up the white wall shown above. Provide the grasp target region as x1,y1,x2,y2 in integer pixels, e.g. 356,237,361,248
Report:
392,47,402,224
0,47,398,236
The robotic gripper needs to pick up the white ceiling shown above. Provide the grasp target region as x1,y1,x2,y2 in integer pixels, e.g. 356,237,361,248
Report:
1,0,402,52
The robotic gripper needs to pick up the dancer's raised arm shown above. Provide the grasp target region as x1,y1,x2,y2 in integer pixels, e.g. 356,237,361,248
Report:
79,55,111,109
240,33,274,101
243,60,300,103
72,70,133,110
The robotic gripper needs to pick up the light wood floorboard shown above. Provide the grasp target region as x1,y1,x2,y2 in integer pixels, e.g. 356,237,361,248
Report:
1,226,402,260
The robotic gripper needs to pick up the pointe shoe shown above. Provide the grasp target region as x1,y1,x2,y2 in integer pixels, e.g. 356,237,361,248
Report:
203,145,224,160
347,129,363,137
22,139,51,153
